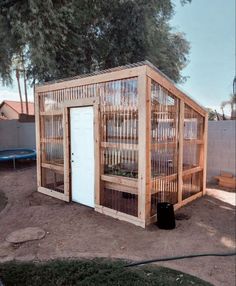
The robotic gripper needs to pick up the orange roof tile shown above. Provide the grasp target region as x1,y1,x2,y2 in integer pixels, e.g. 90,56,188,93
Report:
0,100,34,115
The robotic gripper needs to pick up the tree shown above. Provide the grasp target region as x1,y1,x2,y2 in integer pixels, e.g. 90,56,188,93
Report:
12,55,24,113
21,53,29,114
0,0,191,86
221,94,236,120
15,68,23,113
206,108,217,121
11,54,29,114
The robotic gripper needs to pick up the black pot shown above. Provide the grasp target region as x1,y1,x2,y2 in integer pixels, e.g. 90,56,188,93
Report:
156,202,176,229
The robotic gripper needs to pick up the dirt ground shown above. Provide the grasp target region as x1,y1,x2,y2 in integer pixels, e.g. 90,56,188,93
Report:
0,163,235,286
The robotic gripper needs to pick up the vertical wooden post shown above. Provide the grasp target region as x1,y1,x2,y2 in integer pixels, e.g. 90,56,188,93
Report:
63,106,70,202
34,88,41,188
146,77,152,224
202,115,208,195
94,101,101,206
178,100,184,203
99,106,105,207
138,73,151,224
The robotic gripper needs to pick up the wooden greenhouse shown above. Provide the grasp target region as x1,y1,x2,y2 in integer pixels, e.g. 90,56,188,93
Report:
35,61,208,228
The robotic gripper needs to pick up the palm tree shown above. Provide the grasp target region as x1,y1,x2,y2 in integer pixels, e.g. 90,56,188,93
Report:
221,94,236,120
15,68,23,113
13,53,29,114
206,108,217,121
21,53,29,114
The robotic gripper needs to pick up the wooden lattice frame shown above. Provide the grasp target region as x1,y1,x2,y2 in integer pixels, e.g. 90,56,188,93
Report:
35,62,208,228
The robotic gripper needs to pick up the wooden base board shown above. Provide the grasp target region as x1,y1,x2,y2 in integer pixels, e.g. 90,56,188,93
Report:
95,204,145,228
38,186,70,202
146,214,157,225
174,191,203,211
37,189,203,228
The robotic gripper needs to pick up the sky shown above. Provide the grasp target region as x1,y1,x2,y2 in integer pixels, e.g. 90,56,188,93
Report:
171,0,235,114
0,0,235,115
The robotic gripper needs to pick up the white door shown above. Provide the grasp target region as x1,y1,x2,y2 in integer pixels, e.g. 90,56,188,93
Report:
70,106,94,207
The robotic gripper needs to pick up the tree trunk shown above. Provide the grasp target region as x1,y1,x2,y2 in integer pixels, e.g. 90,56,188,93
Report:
21,54,29,115
16,69,23,113
230,102,234,120
23,68,29,114
214,110,219,121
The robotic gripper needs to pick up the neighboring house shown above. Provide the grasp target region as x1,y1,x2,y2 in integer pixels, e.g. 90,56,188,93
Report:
0,100,34,120
0,115,6,120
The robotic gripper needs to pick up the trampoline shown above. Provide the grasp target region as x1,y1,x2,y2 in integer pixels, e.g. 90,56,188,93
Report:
0,148,36,168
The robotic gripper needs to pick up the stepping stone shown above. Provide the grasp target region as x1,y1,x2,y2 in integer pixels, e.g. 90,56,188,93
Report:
5,227,45,244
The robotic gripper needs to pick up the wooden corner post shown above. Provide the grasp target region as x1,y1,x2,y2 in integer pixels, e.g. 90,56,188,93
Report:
202,114,208,195
34,87,41,188
138,72,151,225
178,100,184,204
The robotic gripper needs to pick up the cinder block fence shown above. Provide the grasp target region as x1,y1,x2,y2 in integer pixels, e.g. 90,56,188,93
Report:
207,120,236,182
0,120,35,149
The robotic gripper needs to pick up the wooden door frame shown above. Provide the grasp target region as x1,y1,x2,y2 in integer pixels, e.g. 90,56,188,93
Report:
63,97,100,206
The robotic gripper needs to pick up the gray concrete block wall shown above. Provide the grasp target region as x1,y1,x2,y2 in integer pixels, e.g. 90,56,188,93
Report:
0,119,235,182
207,120,236,182
0,120,35,149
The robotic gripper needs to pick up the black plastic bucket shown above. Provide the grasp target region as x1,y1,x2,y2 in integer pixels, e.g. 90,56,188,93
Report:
156,202,176,229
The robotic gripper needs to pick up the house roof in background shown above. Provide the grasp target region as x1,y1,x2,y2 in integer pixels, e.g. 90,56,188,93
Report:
0,100,34,115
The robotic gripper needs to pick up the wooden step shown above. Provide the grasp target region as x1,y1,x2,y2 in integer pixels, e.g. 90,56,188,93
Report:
220,171,233,178
215,175,236,189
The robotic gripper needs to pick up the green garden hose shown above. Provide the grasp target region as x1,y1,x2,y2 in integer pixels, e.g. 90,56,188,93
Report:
125,252,236,267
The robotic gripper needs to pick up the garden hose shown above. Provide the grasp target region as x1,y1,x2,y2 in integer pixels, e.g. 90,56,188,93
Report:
125,252,236,267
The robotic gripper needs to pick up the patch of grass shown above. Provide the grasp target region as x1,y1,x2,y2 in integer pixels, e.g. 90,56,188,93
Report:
0,259,212,286
0,190,7,213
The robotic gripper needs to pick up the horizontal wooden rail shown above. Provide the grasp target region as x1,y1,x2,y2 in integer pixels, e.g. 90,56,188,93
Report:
38,186,69,202
105,136,138,141
104,182,138,195
183,139,203,145
36,65,146,93
182,166,203,177
102,106,138,112
151,141,177,149
152,173,177,183
40,110,63,116
41,138,63,144
95,204,145,228
101,174,138,188
101,142,138,151
41,159,64,166
41,163,64,173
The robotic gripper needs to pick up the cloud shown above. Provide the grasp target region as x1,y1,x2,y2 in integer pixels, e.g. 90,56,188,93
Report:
0,88,34,102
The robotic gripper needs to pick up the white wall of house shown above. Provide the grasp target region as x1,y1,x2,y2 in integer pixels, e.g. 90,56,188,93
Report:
0,104,19,119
